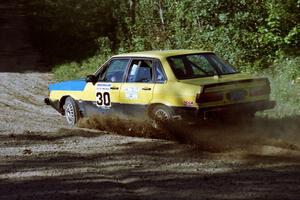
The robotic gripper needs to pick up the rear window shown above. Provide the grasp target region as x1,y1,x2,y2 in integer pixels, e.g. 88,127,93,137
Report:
167,53,237,80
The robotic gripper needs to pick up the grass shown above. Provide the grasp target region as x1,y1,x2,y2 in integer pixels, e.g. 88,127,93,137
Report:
52,54,109,82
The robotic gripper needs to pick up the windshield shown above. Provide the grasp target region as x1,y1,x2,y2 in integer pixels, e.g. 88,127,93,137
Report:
167,53,237,80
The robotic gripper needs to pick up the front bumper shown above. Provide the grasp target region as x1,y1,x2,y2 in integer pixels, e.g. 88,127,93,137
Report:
44,98,63,114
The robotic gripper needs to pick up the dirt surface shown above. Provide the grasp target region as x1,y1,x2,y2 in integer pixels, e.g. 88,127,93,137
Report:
1,73,300,200
1,1,300,199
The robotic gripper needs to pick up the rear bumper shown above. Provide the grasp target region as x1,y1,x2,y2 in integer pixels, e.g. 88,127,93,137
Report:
199,100,276,114
44,98,63,114
173,100,276,119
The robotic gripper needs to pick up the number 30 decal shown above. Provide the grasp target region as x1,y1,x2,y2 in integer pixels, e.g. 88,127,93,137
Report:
96,92,111,107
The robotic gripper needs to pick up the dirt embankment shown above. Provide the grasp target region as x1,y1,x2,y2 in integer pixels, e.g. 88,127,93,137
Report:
0,73,65,134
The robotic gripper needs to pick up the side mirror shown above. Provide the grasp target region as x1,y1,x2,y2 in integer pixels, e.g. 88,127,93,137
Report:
85,75,97,83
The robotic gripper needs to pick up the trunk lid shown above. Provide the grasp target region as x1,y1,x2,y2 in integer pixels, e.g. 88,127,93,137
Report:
180,73,271,108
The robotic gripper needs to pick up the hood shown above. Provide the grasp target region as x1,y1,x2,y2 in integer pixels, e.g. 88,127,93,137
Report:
179,73,261,86
48,79,86,91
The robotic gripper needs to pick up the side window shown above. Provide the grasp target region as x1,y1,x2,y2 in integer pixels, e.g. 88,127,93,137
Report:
168,57,187,78
155,61,166,83
127,59,153,83
100,59,129,82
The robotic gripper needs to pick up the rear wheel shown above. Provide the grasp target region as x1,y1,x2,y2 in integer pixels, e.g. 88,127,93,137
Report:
150,105,174,128
63,97,80,125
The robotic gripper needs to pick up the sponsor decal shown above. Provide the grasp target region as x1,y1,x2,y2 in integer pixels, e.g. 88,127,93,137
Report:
184,100,194,107
125,87,139,100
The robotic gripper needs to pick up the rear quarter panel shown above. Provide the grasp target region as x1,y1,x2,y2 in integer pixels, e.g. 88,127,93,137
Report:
152,81,200,108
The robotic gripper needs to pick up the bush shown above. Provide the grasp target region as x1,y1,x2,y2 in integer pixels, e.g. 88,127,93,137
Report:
260,57,300,117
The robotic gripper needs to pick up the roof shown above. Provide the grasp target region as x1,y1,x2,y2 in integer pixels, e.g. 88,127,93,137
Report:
112,49,213,59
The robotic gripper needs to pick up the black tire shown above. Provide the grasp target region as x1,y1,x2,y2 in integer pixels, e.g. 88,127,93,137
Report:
150,105,174,128
63,97,80,125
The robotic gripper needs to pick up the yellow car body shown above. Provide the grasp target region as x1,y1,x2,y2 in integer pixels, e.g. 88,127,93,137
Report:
45,50,275,124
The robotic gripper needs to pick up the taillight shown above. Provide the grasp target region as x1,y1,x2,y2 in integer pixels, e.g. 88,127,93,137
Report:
196,92,223,103
249,79,271,96
249,87,270,96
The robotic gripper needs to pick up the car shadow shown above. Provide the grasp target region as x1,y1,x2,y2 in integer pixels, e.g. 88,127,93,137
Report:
0,140,300,200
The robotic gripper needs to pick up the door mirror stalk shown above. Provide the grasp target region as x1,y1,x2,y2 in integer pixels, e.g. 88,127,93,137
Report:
85,75,97,84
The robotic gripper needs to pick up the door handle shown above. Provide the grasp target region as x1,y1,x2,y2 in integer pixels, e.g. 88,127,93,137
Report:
142,87,151,91
110,86,119,90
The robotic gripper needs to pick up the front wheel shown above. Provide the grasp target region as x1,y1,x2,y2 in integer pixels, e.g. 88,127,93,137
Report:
63,97,80,125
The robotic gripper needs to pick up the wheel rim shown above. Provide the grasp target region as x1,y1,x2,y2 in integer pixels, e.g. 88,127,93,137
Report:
154,109,169,121
65,102,75,124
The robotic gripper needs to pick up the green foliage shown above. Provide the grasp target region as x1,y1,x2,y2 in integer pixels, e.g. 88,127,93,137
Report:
112,0,299,70
259,0,300,57
261,57,300,117
25,0,117,63
26,0,299,68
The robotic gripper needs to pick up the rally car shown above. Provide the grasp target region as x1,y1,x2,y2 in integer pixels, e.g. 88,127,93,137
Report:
45,50,275,125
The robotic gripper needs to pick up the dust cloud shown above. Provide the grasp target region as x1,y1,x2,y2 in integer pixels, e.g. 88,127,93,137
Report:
170,116,300,153
78,115,174,140
78,114,300,155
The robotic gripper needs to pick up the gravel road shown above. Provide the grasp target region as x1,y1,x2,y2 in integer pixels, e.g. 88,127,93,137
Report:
0,72,300,200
